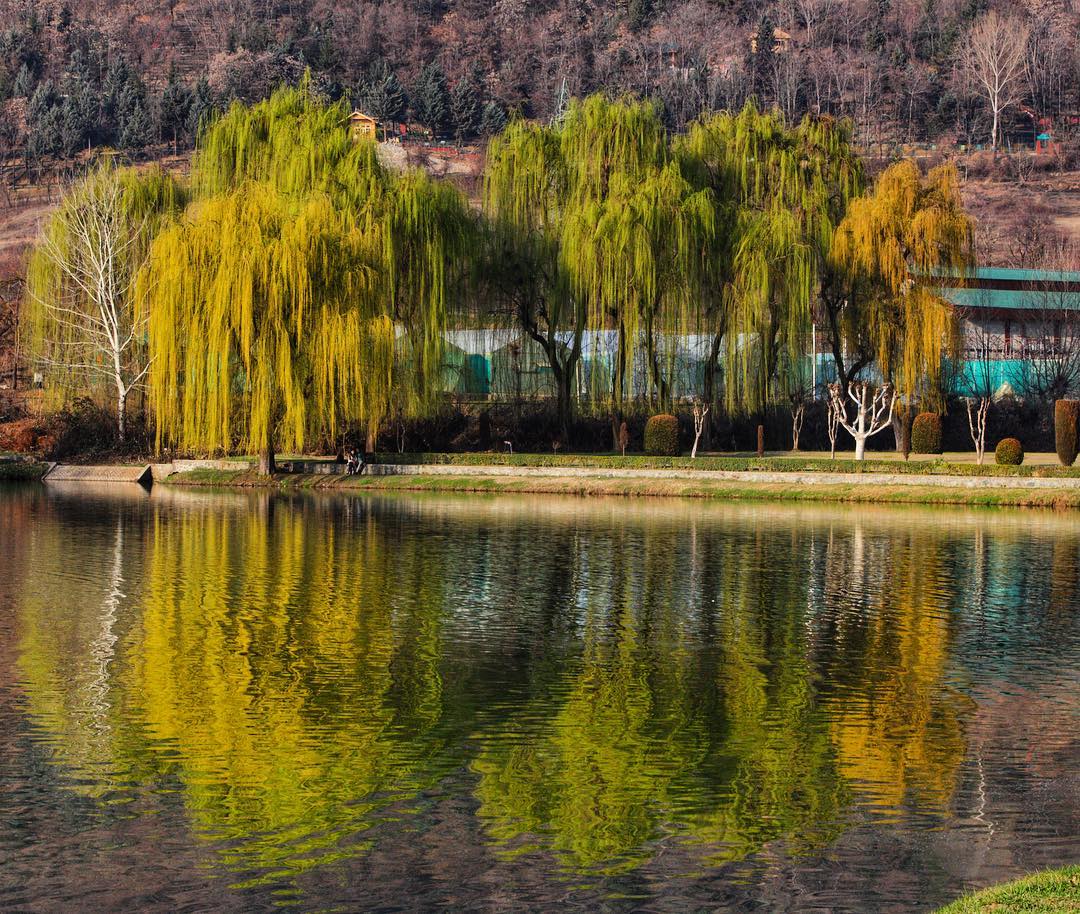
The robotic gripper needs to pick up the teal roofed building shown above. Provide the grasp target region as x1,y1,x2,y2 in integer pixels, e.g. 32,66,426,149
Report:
935,267,1080,398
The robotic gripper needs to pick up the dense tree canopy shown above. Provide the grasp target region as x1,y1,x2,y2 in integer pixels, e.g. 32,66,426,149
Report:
140,84,473,464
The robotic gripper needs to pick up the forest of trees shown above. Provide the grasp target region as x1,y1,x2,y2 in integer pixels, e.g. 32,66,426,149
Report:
1,0,1078,163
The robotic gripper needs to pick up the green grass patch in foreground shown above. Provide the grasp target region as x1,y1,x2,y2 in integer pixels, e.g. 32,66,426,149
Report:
934,866,1080,913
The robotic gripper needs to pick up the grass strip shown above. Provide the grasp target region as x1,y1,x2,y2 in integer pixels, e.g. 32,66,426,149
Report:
933,866,1080,913
165,468,1080,509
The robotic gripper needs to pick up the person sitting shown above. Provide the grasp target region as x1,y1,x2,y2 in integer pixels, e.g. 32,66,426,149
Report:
345,447,360,475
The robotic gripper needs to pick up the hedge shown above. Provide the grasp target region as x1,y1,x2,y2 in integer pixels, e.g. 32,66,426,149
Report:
644,414,680,456
994,438,1024,466
1054,399,1079,466
911,412,943,454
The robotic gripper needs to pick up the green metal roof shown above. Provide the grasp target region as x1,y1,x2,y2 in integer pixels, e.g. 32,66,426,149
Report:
933,267,1080,312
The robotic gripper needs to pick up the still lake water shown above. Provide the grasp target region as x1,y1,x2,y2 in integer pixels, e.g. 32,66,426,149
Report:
0,484,1077,913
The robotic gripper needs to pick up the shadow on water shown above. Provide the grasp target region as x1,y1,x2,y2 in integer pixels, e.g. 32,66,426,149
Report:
0,484,1077,912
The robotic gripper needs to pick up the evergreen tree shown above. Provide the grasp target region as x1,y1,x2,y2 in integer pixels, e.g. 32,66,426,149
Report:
27,79,59,124
750,17,773,99
159,68,194,151
27,106,63,158
361,68,408,126
13,63,34,98
120,101,154,151
627,0,653,32
187,77,217,142
480,101,508,137
450,76,481,141
414,63,450,136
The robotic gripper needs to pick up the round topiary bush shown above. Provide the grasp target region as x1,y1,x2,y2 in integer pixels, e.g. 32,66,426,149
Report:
1054,399,1080,466
910,412,943,454
995,437,1024,466
644,414,680,456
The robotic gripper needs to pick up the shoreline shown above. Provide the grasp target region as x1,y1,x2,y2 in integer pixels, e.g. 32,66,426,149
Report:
162,466,1080,509
7,457,1080,508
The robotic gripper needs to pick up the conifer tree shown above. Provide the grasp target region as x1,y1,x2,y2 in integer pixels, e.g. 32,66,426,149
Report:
159,68,193,152
414,63,450,136
451,75,481,142
187,77,216,141
480,101,507,137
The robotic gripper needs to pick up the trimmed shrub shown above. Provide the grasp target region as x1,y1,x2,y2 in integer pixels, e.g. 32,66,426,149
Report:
995,437,1024,466
911,412,943,454
644,414,680,456
1055,399,1080,466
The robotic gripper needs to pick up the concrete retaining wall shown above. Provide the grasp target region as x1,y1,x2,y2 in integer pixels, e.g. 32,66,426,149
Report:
365,463,1080,490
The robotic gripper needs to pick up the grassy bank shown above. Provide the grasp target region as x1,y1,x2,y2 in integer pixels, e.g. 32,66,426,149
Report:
933,866,1080,913
368,452,1080,478
164,468,1080,509
0,460,49,481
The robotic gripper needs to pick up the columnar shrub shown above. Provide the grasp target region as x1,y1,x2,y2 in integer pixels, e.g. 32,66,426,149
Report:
994,437,1024,466
911,412,943,454
1054,399,1079,466
644,414,680,456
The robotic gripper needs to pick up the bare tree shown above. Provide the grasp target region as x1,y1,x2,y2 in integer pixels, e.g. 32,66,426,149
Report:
26,166,158,441
961,11,1031,154
690,401,709,458
959,312,1004,464
829,380,895,461
827,392,841,459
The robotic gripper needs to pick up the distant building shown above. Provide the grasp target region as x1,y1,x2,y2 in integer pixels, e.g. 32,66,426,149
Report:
749,27,793,54
347,111,378,142
936,267,1080,396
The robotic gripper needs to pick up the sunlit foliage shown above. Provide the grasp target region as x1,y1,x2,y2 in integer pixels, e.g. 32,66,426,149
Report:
142,83,473,459
830,160,974,405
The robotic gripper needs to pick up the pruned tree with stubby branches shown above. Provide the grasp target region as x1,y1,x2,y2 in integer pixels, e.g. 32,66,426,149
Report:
829,380,896,460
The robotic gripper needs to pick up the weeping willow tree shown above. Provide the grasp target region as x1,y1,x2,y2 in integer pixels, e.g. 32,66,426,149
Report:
677,106,864,416
143,82,473,466
484,117,579,439
829,160,974,408
486,95,715,443
24,163,182,440
139,189,385,472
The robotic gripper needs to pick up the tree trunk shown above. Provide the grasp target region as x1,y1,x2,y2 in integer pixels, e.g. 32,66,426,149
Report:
854,436,866,460
116,387,127,443
555,365,574,443
258,444,276,476
365,420,378,454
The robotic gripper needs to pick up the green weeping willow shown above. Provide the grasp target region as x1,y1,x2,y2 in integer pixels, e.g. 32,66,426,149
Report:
141,82,473,462
830,160,974,405
485,95,715,436
677,105,864,413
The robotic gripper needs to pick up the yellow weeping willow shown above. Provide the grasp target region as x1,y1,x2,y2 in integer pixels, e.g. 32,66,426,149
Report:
141,82,473,463
139,189,385,460
830,160,974,405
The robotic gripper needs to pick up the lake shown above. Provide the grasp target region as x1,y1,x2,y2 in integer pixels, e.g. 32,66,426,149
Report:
0,484,1077,912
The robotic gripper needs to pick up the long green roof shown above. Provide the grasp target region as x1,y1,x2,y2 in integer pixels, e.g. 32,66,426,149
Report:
934,267,1080,312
